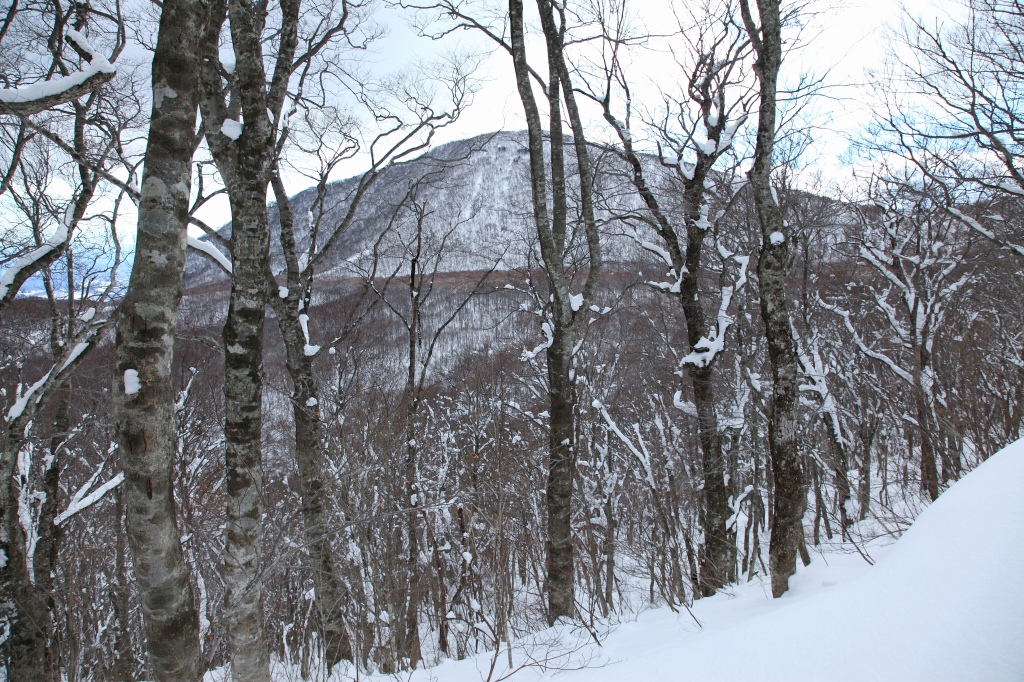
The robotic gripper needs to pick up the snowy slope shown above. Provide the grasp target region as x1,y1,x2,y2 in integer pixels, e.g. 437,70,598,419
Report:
349,437,1024,682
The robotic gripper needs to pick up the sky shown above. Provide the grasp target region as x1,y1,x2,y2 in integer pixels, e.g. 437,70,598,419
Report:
190,0,958,233
371,1,952,147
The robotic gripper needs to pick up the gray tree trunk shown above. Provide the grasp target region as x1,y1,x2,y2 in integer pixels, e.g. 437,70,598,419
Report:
601,103,737,597
197,0,300,675
112,0,210,676
508,0,601,625
221,197,272,682
741,0,806,598
267,178,353,672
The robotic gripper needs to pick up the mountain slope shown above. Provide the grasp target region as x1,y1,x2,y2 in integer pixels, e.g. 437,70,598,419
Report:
344,437,1024,682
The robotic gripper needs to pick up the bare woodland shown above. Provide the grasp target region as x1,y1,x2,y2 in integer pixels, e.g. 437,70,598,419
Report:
0,0,1022,679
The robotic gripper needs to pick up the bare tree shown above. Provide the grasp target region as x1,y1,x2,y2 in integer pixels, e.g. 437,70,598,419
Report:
823,175,977,501
508,0,602,624
739,0,806,598
112,0,213,677
404,0,603,623
264,94,474,671
0,1,135,677
585,0,753,596
874,0,1024,257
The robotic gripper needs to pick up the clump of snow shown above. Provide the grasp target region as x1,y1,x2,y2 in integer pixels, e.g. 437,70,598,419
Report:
187,235,232,273
0,30,115,109
769,231,785,245
693,204,712,231
569,292,583,312
278,286,289,299
123,369,141,395
298,313,320,356
221,119,243,140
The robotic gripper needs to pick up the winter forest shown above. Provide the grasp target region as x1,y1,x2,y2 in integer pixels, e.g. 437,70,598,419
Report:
1,0,1022,679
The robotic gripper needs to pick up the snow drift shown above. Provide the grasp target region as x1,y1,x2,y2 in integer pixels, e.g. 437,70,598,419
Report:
567,437,1024,682
351,437,1024,682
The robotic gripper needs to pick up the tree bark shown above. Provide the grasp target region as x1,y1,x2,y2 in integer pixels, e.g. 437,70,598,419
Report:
111,0,208,676
545,331,576,622
221,196,271,682
741,0,806,598
508,0,601,624
197,0,301,674
268,174,353,673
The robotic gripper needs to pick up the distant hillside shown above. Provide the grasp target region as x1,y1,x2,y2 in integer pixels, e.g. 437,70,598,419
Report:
183,130,662,290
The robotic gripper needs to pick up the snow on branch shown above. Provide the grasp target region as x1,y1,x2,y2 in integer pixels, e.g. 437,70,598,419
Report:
593,400,657,490
947,206,1024,259
55,454,124,526
680,244,749,369
0,206,73,307
792,322,847,448
521,321,554,361
187,235,232,274
819,297,914,385
0,30,116,116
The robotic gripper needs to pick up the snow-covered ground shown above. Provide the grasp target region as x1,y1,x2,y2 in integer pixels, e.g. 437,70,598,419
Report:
225,438,1024,682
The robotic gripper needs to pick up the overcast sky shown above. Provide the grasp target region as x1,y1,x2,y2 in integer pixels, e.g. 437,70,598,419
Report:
194,0,956,231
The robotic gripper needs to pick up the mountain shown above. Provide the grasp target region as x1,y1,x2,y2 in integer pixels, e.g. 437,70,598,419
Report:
184,130,654,291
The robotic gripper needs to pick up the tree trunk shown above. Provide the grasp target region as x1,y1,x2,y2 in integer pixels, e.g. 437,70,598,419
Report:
221,196,271,682
741,0,806,598
545,328,577,623
508,0,601,625
285,347,354,670
112,0,208,675
690,365,734,595
268,172,353,673
914,383,940,502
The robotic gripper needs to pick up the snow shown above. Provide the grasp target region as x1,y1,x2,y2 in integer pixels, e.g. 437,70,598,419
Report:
278,286,289,299
6,371,52,421
769,230,785,245
522,321,554,360
298,313,320,356
220,119,243,140
55,472,124,526
187,236,232,273
59,341,92,372
123,369,141,395
569,292,583,312
693,204,712,231
0,208,71,302
696,137,718,156
0,30,115,108
639,240,673,268
320,437,1024,682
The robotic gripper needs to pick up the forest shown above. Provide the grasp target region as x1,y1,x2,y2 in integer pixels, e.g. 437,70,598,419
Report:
0,0,1022,679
